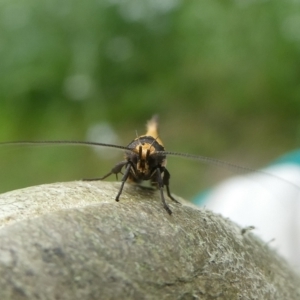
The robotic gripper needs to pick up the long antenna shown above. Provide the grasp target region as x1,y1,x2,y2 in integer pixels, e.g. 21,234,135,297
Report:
157,150,300,191
0,140,132,152
1,140,299,191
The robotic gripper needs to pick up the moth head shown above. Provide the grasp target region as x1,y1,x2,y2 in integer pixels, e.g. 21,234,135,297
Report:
135,144,155,175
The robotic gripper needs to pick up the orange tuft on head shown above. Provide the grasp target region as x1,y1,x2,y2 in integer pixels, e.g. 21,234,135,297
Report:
145,115,163,146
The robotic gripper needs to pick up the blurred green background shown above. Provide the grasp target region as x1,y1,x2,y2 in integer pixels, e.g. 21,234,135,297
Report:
0,0,300,199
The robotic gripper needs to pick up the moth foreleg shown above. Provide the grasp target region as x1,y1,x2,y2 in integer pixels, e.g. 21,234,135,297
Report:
115,163,132,202
82,161,127,181
156,167,172,215
163,168,180,204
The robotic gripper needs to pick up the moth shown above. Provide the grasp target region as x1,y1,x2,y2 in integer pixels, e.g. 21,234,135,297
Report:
0,115,297,215
84,115,179,215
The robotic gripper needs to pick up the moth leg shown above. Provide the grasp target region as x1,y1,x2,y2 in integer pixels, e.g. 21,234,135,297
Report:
116,163,132,202
163,168,180,204
82,161,127,181
156,168,172,215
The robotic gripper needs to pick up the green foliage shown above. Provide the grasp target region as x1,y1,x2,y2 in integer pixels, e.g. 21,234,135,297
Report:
0,0,300,197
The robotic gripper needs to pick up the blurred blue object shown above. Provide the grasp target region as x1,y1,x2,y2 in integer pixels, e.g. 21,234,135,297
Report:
193,150,300,270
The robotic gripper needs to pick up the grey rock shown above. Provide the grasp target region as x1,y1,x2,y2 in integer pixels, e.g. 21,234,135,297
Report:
0,181,299,300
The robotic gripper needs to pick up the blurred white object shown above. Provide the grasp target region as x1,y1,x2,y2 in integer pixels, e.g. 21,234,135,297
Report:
86,122,121,159
193,151,300,269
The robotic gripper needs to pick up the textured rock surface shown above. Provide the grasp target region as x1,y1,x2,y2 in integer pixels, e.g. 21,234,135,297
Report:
0,181,299,300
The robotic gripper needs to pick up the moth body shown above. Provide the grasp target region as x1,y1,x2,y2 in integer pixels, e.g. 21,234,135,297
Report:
85,115,179,215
